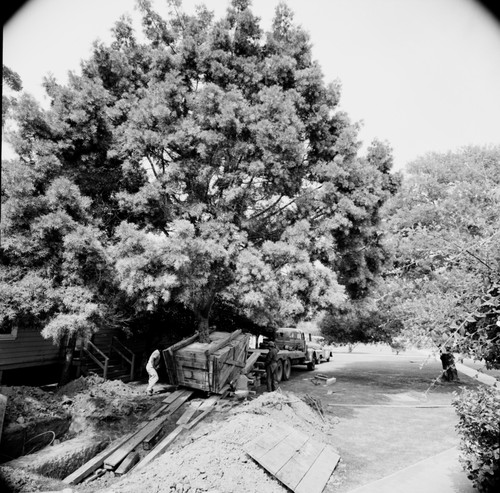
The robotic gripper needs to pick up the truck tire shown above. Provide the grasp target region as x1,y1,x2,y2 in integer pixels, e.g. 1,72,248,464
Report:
275,359,283,383
307,359,316,371
282,358,291,381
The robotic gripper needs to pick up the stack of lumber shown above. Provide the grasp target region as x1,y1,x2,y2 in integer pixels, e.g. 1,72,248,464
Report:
63,389,205,485
134,394,220,471
311,374,336,386
162,330,250,394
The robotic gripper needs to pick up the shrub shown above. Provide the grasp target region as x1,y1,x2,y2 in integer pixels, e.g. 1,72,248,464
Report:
452,385,500,492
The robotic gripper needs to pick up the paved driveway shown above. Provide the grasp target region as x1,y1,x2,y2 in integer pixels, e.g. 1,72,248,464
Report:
274,346,481,492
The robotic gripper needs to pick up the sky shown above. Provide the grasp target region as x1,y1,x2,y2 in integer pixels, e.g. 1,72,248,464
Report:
3,0,500,170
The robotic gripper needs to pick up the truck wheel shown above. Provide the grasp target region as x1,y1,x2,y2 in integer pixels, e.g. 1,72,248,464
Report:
282,358,292,381
307,359,316,371
275,359,283,383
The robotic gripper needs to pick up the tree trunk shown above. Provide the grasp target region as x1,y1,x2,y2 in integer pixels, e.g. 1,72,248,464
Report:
198,315,211,343
59,333,77,386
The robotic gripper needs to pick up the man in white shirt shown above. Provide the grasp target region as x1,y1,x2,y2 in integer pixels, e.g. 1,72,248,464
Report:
146,349,161,395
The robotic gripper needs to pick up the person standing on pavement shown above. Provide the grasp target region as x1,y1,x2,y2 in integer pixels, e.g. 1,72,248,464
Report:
265,341,279,392
440,347,460,382
146,349,161,395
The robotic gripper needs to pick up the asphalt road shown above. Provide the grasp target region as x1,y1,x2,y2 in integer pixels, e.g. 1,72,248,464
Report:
261,345,480,492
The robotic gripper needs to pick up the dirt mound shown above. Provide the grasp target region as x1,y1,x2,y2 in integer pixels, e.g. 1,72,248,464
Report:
95,390,339,493
2,376,152,436
62,377,150,435
1,386,67,427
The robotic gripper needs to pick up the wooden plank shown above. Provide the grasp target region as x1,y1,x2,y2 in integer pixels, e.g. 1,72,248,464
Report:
165,333,200,353
205,330,242,356
258,429,310,475
63,433,133,484
142,391,193,450
181,406,214,430
173,356,209,370
162,389,187,405
242,351,260,374
114,451,140,476
163,390,194,416
162,349,178,385
199,395,220,410
0,394,7,445
294,444,340,493
244,426,291,461
148,404,169,420
176,401,202,425
134,426,186,471
274,438,324,490
104,416,173,470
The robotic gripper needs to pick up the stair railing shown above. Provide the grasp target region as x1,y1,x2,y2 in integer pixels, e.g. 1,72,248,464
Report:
110,337,136,381
82,340,110,379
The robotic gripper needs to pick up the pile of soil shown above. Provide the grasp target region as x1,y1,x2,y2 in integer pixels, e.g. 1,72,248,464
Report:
60,376,150,435
1,385,67,427
1,375,154,464
2,375,151,433
94,390,340,493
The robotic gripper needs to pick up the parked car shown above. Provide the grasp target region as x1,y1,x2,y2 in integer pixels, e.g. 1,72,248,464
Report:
307,335,333,363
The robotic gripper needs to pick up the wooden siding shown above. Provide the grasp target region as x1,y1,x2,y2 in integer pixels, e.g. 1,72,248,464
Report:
0,326,62,371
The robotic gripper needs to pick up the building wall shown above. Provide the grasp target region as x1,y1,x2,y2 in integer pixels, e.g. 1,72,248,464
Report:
0,326,62,383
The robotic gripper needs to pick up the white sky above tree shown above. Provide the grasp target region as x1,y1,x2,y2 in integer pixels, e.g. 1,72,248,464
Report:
3,0,500,169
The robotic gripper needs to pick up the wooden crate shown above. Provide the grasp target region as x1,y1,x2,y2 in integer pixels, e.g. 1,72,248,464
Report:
162,330,249,394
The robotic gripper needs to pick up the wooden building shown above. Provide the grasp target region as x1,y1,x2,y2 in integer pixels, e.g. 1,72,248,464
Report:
0,325,63,385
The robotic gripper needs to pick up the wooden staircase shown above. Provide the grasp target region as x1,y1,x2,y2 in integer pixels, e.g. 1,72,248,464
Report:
77,337,136,382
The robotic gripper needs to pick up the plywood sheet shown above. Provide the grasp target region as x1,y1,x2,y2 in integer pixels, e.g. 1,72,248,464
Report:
295,444,340,493
245,424,340,493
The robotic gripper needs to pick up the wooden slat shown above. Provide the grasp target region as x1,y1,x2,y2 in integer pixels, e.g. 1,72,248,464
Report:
274,438,323,490
148,404,169,420
134,426,185,471
244,426,291,461
181,406,214,430
0,394,7,445
104,416,172,470
63,433,133,484
162,349,178,385
173,356,209,370
199,395,220,410
114,451,140,476
162,389,187,405
224,358,245,368
242,351,260,374
163,390,194,415
294,444,340,493
205,330,242,356
142,391,193,450
176,401,202,425
166,333,199,353
258,430,310,475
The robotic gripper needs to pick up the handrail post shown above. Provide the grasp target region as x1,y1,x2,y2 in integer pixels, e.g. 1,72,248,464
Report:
104,358,109,380
130,354,135,381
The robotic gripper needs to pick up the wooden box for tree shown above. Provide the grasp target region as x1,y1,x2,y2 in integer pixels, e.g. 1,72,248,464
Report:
162,330,249,394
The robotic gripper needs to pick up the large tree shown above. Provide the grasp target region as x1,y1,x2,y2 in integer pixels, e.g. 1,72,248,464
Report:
4,0,398,346
378,145,500,366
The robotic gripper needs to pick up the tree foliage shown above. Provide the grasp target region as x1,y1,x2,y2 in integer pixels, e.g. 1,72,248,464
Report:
378,145,500,366
3,0,399,352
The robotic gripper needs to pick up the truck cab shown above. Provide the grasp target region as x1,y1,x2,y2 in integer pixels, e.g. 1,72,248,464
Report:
252,327,317,382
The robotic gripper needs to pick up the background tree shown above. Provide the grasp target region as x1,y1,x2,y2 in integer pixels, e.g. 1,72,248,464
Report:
378,145,500,366
2,65,22,127
0,156,115,383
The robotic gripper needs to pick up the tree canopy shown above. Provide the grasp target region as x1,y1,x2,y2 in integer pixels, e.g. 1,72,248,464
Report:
2,0,399,356
377,145,500,367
